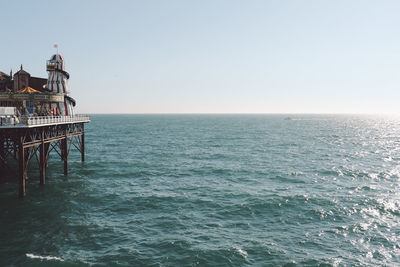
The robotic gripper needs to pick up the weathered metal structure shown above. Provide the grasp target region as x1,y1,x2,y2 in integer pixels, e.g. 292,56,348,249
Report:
0,116,89,197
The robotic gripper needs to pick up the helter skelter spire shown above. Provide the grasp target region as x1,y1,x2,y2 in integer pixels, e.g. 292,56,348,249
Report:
46,45,74,115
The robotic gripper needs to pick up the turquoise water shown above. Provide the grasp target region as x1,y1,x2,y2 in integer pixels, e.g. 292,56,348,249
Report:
1,114,400,266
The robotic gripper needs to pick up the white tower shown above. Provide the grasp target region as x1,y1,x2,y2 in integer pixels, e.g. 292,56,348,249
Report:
46,54,74,115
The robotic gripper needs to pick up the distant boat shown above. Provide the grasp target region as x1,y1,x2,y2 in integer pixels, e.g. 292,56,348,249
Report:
284,117,292,120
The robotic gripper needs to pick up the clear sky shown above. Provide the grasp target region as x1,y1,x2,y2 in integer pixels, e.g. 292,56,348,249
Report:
1,0,400,114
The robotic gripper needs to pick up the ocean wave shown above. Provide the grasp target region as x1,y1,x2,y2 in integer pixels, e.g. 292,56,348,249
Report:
26,253,64,261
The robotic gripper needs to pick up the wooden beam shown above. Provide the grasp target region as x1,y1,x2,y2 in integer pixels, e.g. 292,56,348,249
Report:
22,132,83,148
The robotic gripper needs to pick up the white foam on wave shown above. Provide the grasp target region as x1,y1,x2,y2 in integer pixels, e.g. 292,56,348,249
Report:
26,253,64,261
233,246,248,257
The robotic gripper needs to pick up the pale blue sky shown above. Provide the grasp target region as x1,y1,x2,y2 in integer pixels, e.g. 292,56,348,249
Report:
1,0,400,114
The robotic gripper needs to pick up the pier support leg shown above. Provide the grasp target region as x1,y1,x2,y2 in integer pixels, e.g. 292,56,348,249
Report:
40,143,46,185
0,137,5,168
62,138,68,176
0,136,4,162
81,131,85,163
13,142,17,160
18,145,26,198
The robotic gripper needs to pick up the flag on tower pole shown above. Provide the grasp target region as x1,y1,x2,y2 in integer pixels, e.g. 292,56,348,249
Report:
54,44,58,53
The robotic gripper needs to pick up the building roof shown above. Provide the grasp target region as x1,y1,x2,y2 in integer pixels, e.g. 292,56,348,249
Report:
14,65,30,76
18,86,40,93
0,71,10,80
29,77,47,92
14,69,30,76
51,54,63,61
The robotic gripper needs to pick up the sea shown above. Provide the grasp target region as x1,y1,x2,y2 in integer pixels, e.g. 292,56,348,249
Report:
1,114,400,266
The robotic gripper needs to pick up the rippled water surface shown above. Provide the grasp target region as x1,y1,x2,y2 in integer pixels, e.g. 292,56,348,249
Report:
1,114,400,266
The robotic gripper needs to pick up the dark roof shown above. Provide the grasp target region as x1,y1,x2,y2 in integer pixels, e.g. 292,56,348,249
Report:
29,77,47,92
0,71,9,80
14,69,30,76
51,54,63,61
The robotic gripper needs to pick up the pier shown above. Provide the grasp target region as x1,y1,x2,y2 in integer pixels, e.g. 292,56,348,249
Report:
0,51,89,197
0,115,90,198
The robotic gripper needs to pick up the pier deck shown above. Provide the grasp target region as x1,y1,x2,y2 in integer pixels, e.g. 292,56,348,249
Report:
0,115,90,198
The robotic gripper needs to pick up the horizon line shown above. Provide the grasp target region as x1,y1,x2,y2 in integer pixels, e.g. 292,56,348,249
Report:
80,112,400,116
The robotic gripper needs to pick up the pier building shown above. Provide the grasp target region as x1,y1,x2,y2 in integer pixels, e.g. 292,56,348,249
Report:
0,53,90,198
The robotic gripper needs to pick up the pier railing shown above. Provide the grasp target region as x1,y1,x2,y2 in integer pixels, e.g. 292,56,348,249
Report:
0,115,90,127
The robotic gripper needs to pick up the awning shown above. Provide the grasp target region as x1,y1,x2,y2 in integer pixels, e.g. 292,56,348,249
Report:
18,87,40,93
